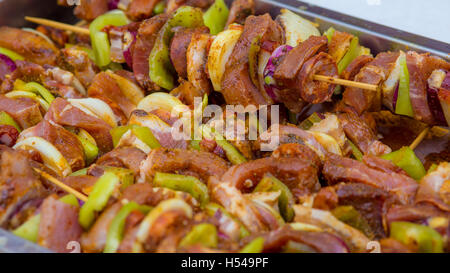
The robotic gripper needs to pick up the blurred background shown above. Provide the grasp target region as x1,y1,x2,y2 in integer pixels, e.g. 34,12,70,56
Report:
300,0,450,43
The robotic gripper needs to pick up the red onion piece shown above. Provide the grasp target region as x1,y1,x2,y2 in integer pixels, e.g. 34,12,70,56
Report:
441,71,450,90
123,30,137,68
108,0,120,10
427,87,446,126
392,81,399,111
263,45,293,101
0,53,17,75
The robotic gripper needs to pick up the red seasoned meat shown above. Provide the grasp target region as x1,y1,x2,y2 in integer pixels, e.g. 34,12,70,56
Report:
74,0,109,21
57,47,100,88
132,14,169,91
96,146,147,177
341,55,374,80
45,98,113,154
0,95,43,129
226,0,255,26
126,0,159,21
37,195,82,253
0,27,58,66
221,14,283,107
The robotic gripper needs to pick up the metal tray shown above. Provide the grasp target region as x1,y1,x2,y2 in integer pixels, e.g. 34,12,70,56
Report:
0,0,448,253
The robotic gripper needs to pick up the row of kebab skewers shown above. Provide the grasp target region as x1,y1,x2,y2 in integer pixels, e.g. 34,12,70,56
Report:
0,0,448,253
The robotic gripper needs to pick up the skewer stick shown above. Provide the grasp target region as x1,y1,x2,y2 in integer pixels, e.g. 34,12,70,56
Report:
25,16,90,35
409,127,429,150
313,75,379,91
33,168,88,202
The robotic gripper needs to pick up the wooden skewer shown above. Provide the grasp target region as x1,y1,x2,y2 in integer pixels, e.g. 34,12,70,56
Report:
33,168,88,202
25,16,90,35
409,127,429,150
313,75,379,91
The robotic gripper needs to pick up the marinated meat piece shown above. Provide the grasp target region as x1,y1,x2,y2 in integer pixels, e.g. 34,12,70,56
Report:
222,14,283,107
19,119,85,171
338,112,391,156
323,154,418,204
170,79,204,106
298,52,338,104
341,55,374,80
0,27,58,66
415,162,450,212
96,146,147,177
170,27,208,80
385,203,449,226
362,155,407,175
88,72,135,118
0,125,19,147
62,175,98,195
45,98,113,154
221,155,320,199
126,0,159,21
57,47,100,88
187,32,213,96
406,51,434,124
81,202,121,253
0,95,43,129
36,25,69,48
37,195,82,253
333,183,393,239
133,14,168,91
226,0,255,26
274,36,328,88
342,52,399,114
74,0,109,21
42,67,85,99
211,178,267,233
260,225,349,253
139,148,229,183
0,149,47,228
271,143,321,170
1,61,44,93
328,31,353,63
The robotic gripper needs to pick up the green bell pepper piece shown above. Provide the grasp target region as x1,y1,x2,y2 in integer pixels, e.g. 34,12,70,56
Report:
104,201,151,253
12,214,40,242
381,146,426,180
70,168,88,176
201,125,247,165
12,194,78,242
0,47,24,61
203,0,229,35
348,140,363,161
189,139,201,151
205,202,250,238
427,163,438,174
102,166,135,189
239,237,265,253
110,124,161,149
66,127,99,165
395,53,414,117
153,1,166,15
323,27,335,44
22,82,55,104
153,172,209,207
298,112,323,130
0,111,21,132
332,206,374,238
89,10,129,67
253,175,295,222
179,223,218,248
149,6,204,90
337,37,360,74
390,221,444,253
79,172,120,229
